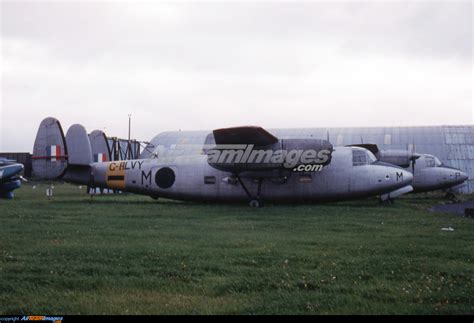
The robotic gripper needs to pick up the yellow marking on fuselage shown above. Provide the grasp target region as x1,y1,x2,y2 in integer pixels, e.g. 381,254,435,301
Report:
106,161,126,190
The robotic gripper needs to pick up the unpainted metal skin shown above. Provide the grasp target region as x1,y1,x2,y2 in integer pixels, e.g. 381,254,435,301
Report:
407,154,468,193
89,147,413,204
32,119,416,206
348,144,468,194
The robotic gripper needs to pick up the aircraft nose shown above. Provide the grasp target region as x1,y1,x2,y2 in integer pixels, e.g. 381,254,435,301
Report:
13,164,24,175
400,169,413,185
441,168,468,186
386,167,413,190
456,171,468,184
0,164,23,183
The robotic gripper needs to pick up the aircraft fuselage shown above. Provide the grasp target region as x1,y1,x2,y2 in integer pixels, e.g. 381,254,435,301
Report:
89,147,413,203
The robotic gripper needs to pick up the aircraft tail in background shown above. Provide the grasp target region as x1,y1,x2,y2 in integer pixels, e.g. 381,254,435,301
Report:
32,117,140,183
89,130,111,163
62,124,93,184
32,117,68,180
32,118,93,184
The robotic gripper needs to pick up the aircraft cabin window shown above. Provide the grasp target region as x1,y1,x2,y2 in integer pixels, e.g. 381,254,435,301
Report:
425,156,435,167
299,174,312,183
204,176,216,184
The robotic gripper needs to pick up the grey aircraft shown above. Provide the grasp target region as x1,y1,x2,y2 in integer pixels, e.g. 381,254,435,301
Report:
348,144,468,194
141,129,469,199
33,117,413,207
0,158,25,199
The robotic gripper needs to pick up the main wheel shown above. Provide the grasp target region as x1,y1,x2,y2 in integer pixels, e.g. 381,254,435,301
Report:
445,192,458,202
249,199,262,208
380,198,393,205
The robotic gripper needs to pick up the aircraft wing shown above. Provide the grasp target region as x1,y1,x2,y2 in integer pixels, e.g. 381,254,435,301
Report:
213,126,278,147
209,126,333,175
346,144,380,155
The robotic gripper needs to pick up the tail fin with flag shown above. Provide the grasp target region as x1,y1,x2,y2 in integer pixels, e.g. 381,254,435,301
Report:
89,130,111,163
32,117,68,179
33,118,93,184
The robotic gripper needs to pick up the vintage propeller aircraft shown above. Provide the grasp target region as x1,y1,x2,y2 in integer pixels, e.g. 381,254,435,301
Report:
33,117,413,206
347,144,468,194
0,158,26,199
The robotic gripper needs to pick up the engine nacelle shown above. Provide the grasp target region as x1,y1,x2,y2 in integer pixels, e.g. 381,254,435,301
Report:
377,150,417,168
207,138,333,173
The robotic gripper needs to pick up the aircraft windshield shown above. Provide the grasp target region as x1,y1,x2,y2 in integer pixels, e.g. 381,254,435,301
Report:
352,148,377,166
425,156,435,167
424,155,443,167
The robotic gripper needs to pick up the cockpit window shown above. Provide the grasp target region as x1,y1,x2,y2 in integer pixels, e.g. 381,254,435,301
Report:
367,151,377,164
352,148,377,166
425,156,435,167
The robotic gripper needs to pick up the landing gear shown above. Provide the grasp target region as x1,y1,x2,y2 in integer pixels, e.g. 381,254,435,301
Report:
445,192,460,203
249,199,262,208
236,175,264,207
380,197,394,205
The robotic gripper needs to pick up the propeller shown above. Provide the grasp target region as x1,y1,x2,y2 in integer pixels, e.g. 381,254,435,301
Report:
19,176,29,183
326,131,336,153
409,143,420,174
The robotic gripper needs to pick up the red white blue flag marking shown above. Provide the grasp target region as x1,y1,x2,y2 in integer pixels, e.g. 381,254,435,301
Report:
95,153,107,163
47,145,61,162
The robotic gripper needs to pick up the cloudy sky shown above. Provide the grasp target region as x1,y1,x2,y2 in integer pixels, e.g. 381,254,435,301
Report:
1,1,472,152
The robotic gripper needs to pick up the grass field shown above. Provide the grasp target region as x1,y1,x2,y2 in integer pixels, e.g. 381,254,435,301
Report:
0,183,473,314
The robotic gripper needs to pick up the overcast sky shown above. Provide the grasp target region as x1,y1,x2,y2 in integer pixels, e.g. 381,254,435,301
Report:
1,1,472,152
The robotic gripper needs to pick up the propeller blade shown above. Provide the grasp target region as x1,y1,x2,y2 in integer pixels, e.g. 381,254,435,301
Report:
410,153,420,175
19,176,29,183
